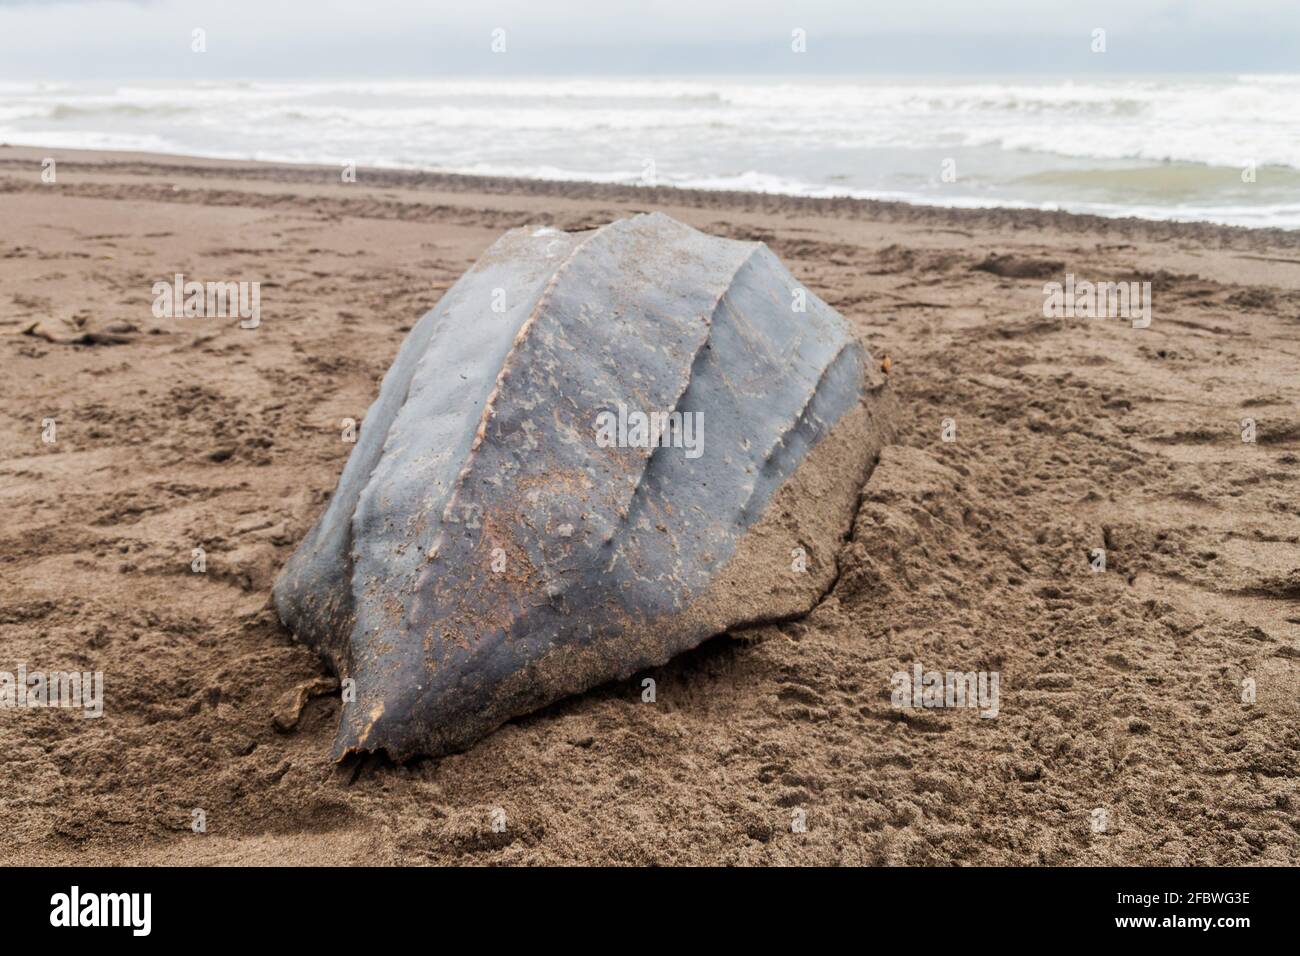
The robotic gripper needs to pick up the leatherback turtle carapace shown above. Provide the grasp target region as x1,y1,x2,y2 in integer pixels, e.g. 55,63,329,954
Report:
273,212,894,759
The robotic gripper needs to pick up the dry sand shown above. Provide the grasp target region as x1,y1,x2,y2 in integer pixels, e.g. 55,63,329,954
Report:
1,145,1297,866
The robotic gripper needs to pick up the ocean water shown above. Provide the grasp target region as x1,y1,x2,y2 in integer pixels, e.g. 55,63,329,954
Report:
2,74,1298,229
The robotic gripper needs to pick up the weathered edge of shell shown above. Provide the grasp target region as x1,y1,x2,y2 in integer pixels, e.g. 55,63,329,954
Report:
270,224,591,691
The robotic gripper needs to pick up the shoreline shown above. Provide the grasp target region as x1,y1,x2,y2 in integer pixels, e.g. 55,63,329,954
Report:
4,143,1300,249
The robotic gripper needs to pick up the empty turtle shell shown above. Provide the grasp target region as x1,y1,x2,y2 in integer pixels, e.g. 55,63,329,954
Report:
273,212,895,759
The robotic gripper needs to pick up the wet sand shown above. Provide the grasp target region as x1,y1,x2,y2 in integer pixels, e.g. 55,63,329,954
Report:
2,145,1297,865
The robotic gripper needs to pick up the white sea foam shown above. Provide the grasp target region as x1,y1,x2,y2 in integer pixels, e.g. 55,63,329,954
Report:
2,75,1296,227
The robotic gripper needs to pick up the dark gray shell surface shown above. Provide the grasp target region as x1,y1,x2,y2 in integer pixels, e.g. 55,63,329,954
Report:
273,212,893,759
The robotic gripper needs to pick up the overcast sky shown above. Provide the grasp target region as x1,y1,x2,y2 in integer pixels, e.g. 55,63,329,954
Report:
0,0,1296,79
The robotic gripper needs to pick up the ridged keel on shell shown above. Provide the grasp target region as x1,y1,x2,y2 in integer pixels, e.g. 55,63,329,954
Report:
273,212,895,759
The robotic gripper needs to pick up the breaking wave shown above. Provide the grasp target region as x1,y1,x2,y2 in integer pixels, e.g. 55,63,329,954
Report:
2,75,1297,227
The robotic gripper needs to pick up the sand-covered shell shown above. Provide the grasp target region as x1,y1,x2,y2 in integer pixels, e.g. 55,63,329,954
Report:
273,212,894,759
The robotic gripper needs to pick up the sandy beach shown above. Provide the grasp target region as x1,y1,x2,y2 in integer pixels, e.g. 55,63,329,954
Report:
2,144,1298,866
